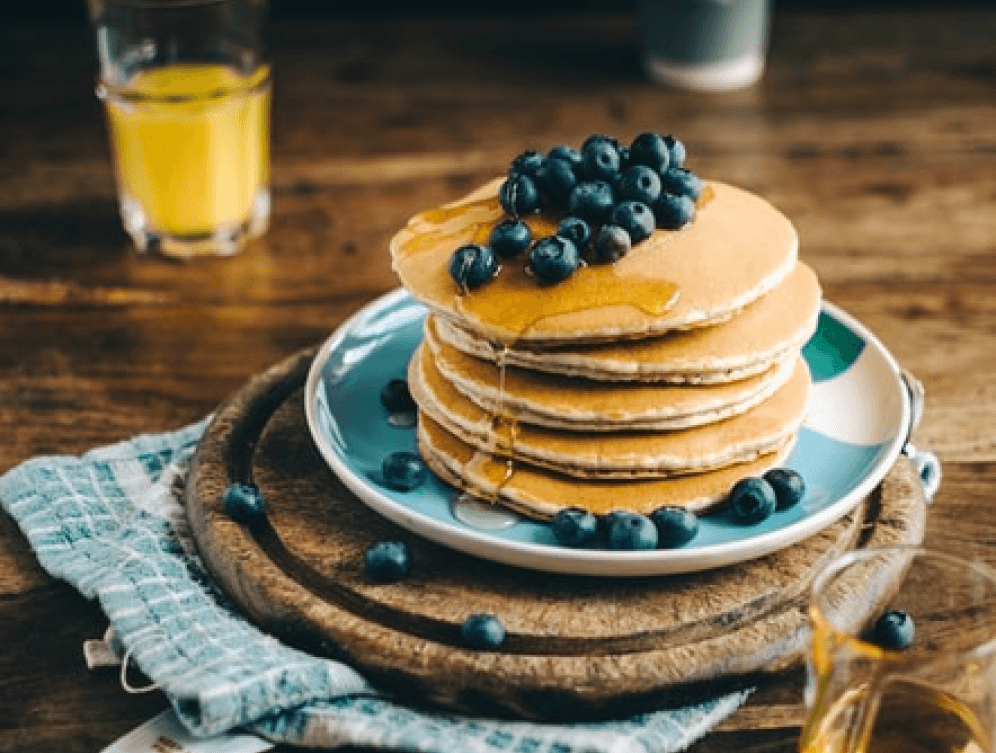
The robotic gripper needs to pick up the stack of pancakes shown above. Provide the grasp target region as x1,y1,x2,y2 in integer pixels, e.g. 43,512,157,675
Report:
390,178,821,520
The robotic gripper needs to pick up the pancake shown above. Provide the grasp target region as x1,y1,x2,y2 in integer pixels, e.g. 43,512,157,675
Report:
408,342,811,479
391,178,798,345
425,317,798,432
417,413,794,518
432,261,822,383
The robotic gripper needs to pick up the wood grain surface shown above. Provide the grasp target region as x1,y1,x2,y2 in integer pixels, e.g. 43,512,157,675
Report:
1,6,994,752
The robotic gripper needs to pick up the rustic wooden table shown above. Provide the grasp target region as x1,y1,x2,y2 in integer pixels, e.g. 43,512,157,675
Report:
1,6,994,752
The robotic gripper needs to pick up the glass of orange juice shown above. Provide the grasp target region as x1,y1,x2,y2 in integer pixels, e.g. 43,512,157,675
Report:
87,0,270,258
801,547,996,753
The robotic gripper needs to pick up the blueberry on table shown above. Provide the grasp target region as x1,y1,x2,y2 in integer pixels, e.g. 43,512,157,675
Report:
380,378,416,413
449,243,499,291
763,468,806,510
381,451,428,491
580,134,622,183
650,506,700,548
628,132,671,173
661,167,703,201
551,507,600,548
568,181,615,226
729,476,777,525
222,481,268,522
653,193,696,230
488,219,532,259
509,149,544,178
610,200,655,244
664,135,686,168
499,173,541,216
617,165,662,206
556,216,591,250
605,511,659,551
364,540,413,582
527,235,579,284
869,609,915,650
461,613,506,650
589,224,632,264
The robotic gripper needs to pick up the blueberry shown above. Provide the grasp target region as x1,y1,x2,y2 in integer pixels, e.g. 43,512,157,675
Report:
364,540,413,582
629,132,671,173
534,157,578,207
661,167,703,201
869,609,915,650
605,511,659,550
556,216,591,250
729,476,777,525
664,135,686,168
381,451,428,491
589,224,632,264
568,181,615,225
610,200,655,244
617,165,662,206
547,144,583,174
580,135,622,183
449,243,499,291
461,613,506,650
551,507,600,548
650,507,700,548
653,193,696,230
499,174,541,216
488,219,532,259
223,482,267,522
380,378,416,413
528,235,579,284
509,149,544,179
763,468,806,510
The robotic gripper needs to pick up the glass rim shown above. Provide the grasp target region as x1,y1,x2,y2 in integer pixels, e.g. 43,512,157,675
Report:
811,545,996,659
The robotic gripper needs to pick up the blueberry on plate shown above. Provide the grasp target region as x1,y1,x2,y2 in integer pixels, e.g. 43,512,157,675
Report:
528,235,579,284
551,507,600,548
729,476,777,525
605,511,659,550
568,181,615,226
616,165,662,206
661,167,703,201
869,609,915,650
461,613,506,650
364,540,413,582
449,243,499,291
223,481,267,522
650,506,700,548
628,132,671,173
580,135,622,183
488,219,532,259
764,468,806,510
653,193,696,230
380,378,416,413
499,173,541,216
589,224,632,264
664,135,686,168
610,200,655,244
547,143,583,174
556,216,591,250
381,451,428,491
509,149,544,178
534,157,578,207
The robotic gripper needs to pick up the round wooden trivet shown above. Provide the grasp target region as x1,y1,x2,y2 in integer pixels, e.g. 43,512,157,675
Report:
186,347,927,721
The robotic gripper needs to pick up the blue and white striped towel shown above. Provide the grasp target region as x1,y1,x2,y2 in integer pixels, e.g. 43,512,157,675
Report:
0,419,750,752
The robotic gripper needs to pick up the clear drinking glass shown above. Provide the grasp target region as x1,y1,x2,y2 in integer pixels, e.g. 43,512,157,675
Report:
801,547,996,753
88,0,271,258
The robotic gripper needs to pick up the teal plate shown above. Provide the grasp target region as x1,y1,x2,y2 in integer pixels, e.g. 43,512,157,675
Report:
304,289,910,576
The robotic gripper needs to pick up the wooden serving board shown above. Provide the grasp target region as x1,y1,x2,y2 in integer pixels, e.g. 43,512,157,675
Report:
186,348,927,721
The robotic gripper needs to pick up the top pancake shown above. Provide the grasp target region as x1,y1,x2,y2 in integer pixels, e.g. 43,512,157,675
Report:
390,178,798,345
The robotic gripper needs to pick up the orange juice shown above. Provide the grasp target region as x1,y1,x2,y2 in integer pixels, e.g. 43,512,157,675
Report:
102,63,270,253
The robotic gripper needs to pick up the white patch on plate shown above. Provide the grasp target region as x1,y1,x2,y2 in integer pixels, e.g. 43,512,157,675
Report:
451,494,521,530
806,347,905,446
